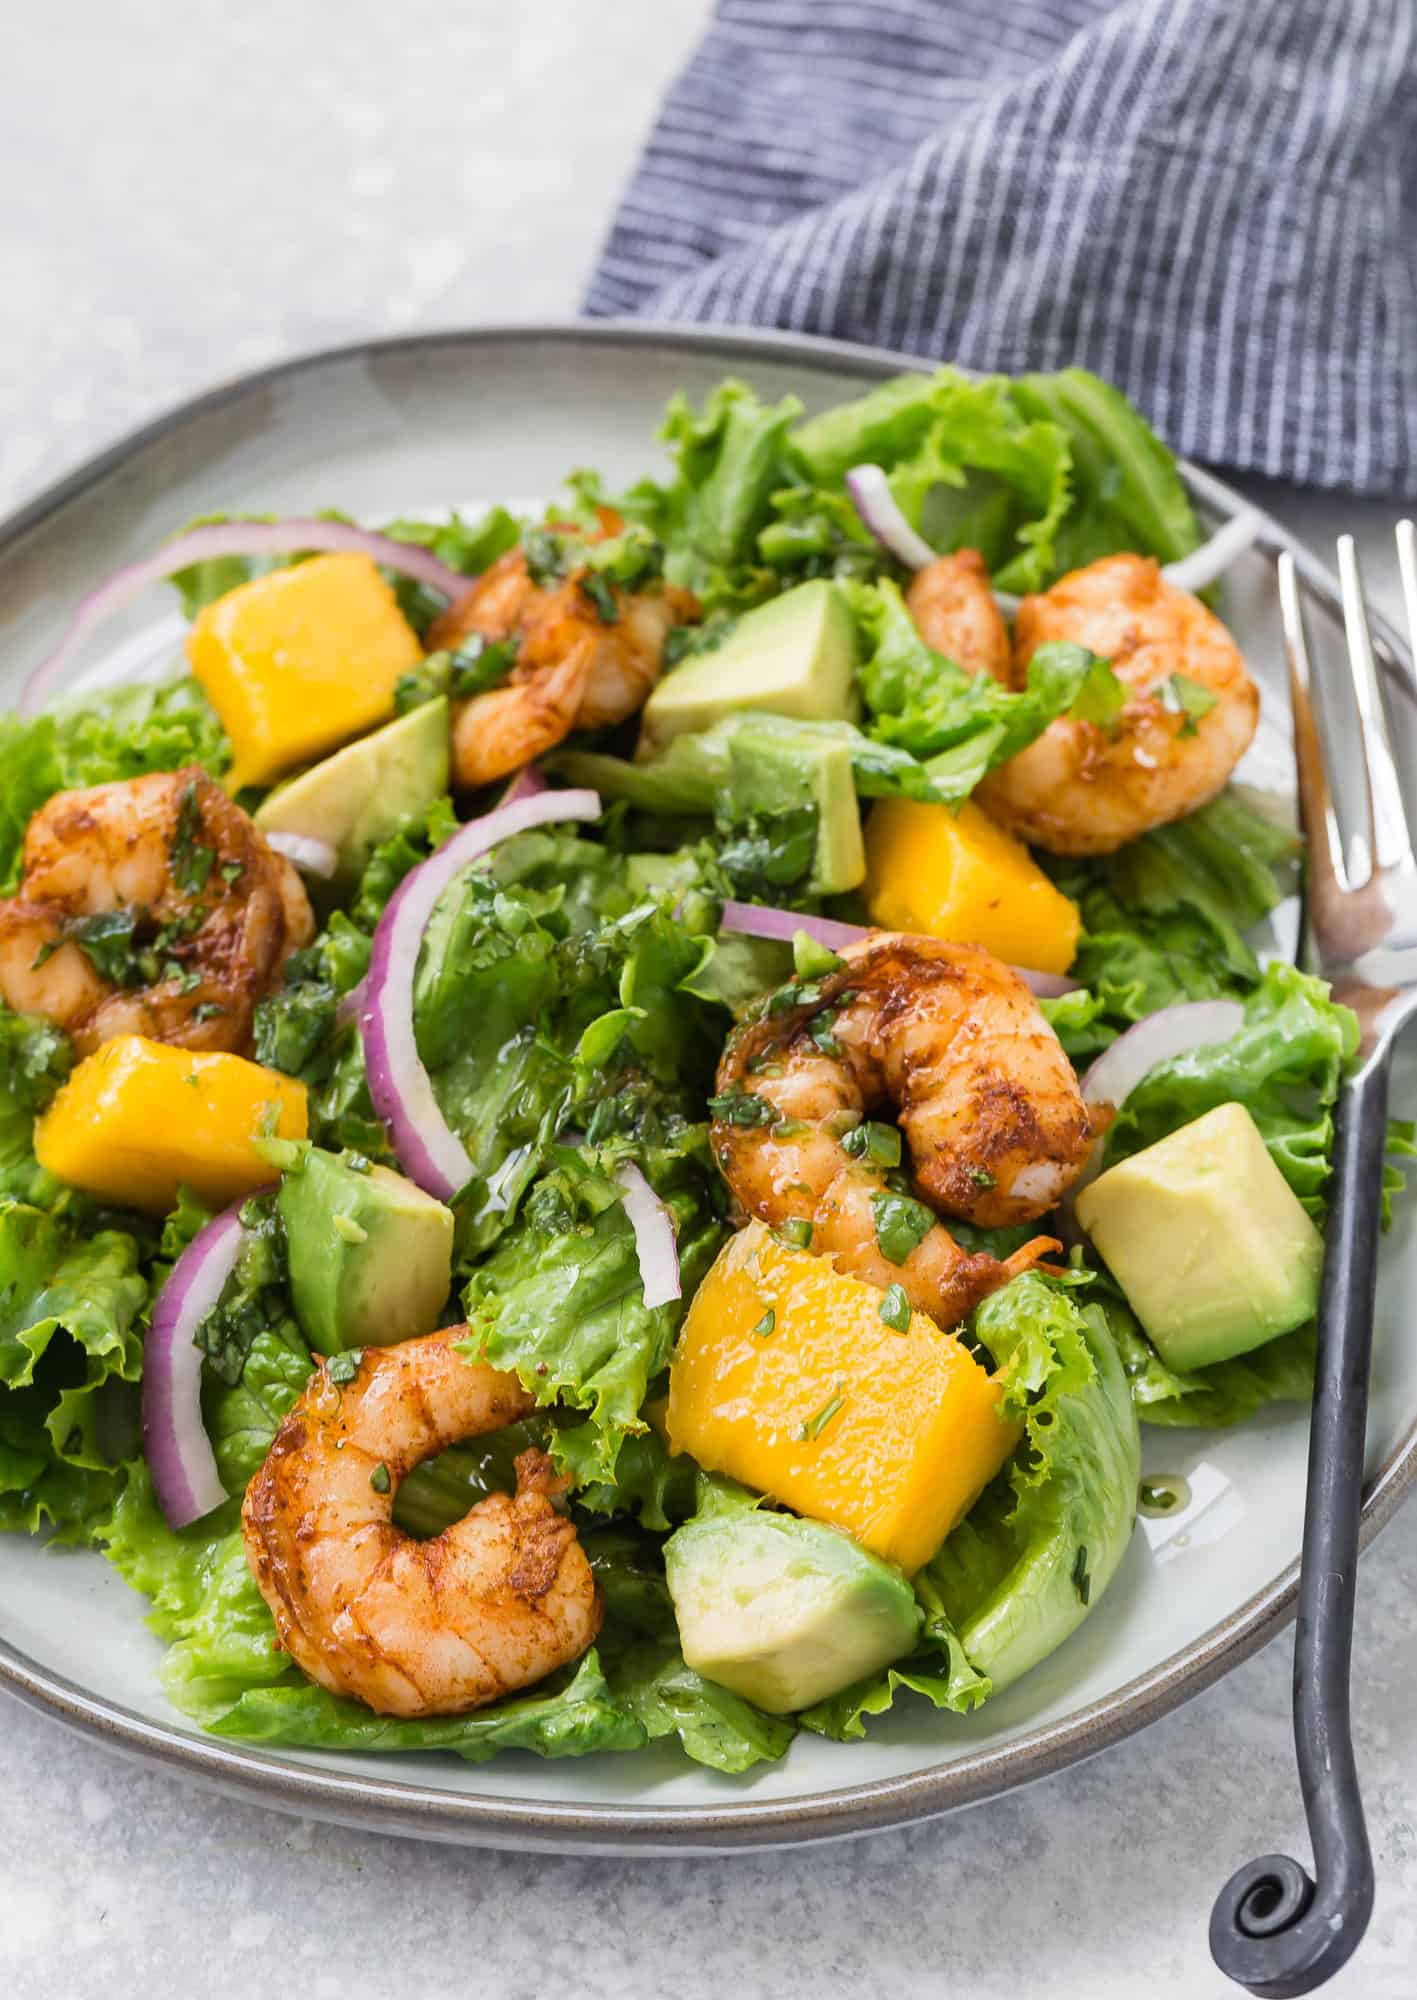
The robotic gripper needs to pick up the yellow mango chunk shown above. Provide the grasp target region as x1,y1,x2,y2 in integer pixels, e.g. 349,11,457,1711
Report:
863,796,1080,975
186,553,425,790
35,1036,307,1214
666,1222,1020,1573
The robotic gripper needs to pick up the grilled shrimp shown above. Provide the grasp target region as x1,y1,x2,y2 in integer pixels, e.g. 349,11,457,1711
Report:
430,531,699,789
0,767,313,1055
712,934,1094,1330
906,550,1012,684
242,1329,602,1718
965,553,1259,855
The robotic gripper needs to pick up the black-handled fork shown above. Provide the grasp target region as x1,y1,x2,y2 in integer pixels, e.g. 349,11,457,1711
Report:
1210,520,1417,1997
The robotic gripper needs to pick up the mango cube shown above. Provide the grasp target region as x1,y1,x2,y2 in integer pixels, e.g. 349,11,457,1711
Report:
186,553,424,790
666,1221,1020,1572
35,1035,307,1213
863,796,1080,975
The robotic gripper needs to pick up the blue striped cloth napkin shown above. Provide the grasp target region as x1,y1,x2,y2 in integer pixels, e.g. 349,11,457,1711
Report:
585,0,1417,495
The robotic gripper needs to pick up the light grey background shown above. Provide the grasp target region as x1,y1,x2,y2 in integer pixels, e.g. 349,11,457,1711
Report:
2,5,1414,1997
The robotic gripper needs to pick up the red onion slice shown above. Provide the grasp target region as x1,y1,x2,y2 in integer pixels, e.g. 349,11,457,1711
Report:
614,1161,681,1308
142,1202,249,1528
498,765,548,806
843,465,937,571
19,519,474,719
264,831,338,879
717,899,1078,997
359,786,601,1197
1060,998,1246,1242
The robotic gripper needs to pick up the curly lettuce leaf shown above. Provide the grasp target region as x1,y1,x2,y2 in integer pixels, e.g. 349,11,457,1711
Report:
848,577,1122,796
210,1650,643,1761
1103,960,1357,1216
1046,789,1299,1046
0,677,229,892
924,1277,1139,1697
1010,369,1203,575
461,1151,723,1483
1101,1287,1315,1428
604,1640,795,1772
614,380,803,611
0,1203,148,1541
793,368,1069,594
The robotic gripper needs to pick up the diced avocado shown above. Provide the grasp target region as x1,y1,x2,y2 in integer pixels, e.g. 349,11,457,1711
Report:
729,722,865,894
665,1502,922,1714
640,581,860,752
255,697,449,891
278,1146,455,1354
1075,1102,1323,1373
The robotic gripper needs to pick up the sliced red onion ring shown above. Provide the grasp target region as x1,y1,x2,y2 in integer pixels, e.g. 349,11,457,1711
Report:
716,899,1078,997
142,1202,250,1528
1060,998,1246,1242
360,786,601,1197
721,900,872,955
264,830,338,879
20,519,474,719
335,979,366,1030
844,464,937,571
614,1161,681,1308
499,765,548,806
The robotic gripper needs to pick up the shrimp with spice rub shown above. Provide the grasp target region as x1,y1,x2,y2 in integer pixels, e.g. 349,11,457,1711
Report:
712,934,1094,1330
242,1329,602,1718
909,548,1260,856
429,515,699,789
0,766,313,1055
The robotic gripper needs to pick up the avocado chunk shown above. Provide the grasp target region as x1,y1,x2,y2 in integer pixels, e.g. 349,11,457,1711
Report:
665,1500,921,1714
278,1147,455,1355
255,697,449,890
1076,1102,1323,1373
728,719,865,894
640,581,861,753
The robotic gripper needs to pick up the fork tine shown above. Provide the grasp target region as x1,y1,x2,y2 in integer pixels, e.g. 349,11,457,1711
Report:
1336,534,1414,880
1398,519,1417,677
1279,549,1349,895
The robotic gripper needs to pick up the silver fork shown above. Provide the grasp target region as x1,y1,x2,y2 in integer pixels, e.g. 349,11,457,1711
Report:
1211,520,1417,1998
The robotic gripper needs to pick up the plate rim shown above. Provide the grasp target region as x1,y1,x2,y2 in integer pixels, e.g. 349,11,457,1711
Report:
1,317,1412,1854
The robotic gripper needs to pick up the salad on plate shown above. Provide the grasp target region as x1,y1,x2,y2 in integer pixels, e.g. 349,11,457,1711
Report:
0,364,1396,1774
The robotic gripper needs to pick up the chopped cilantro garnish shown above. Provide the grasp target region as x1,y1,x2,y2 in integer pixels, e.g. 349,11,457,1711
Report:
842,1120,902,1170
370,1462,392,1495
752,1307,776,1339
776,1218,814,1250
577,571,619,623
871,1189,934,1265
792,932,847,980
796,1385,846,1442
170,782,216,894
326,1350,362,1386
1067,654,1127,735
708,1090,779,1128
968,1166,996,1190
1157,673,1218,736
1071,1543,1092,1606
878,1283,912,1332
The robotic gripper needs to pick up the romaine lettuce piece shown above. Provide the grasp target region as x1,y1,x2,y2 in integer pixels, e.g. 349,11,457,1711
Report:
0,1202,148,1541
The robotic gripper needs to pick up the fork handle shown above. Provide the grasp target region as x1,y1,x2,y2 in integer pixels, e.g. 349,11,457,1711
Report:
1210,1056,1387,1996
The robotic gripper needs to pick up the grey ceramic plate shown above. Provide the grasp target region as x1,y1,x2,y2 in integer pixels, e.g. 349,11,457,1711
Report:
1,323,1414,1855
